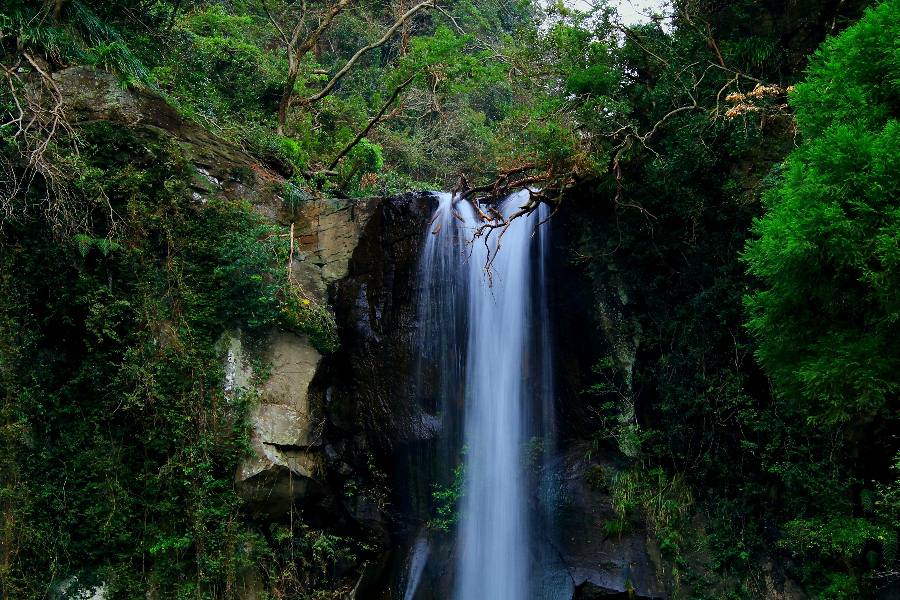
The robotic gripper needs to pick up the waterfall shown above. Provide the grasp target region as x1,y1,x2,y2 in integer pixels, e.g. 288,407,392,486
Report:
402,533,431,600
410,190,555,599
415,193,475,482
457,190,535,600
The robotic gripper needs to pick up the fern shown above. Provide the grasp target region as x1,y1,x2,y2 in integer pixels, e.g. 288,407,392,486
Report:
0,7,80,62
69,1,154,89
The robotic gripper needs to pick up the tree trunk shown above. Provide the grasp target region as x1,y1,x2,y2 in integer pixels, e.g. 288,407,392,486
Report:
276,0,354,134
277,53,300,135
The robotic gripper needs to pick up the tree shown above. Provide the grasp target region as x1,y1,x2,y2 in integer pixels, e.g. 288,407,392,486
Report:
261,0,354,134
743,0,900,424
262,0,436,134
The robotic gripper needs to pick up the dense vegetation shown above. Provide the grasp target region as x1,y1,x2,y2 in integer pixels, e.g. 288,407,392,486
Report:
1,0,898,598
568,1,900,597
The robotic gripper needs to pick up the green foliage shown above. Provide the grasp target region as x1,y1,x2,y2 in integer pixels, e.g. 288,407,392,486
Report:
116,2,519,193
149,4,283,129
605,466,693,556
0,122,335,597
73,233,122,257
4,0,899,597
584,357,646,458
398,26,504,93
777,515,897,599
1,125,246,597
561,0,897,596
280,286,340,355
329,137,384,195
69,1,152,87
255,521,371,598
875,454,900,530
780,517,894,564
744,0,900,425
428,463,465,532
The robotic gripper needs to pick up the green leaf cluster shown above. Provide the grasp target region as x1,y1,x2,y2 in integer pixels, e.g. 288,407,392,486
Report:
0,122,338,597
744,0,900,425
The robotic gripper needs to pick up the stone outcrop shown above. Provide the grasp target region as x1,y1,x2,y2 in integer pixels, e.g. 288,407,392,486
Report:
55,66,273,181
555,448,666,600
229,199,382,517
230,194,432,529
292,199,382,299
233,329,325,516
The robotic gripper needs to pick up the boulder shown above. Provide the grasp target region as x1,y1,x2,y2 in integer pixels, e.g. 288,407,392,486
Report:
233,329,327,516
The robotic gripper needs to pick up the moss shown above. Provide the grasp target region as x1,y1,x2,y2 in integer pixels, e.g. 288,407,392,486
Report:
280,288,339,354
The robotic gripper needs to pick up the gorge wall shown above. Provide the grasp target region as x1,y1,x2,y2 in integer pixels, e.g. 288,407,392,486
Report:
241,191,673,599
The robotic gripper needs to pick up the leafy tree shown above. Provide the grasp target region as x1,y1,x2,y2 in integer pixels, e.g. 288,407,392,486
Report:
744,0,900,425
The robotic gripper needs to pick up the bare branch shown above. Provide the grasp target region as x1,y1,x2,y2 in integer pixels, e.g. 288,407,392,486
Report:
294,0,347,57
301,0,435,105
327,74,415,170
434,4,466,35
616,24,669,68
260,0,289,45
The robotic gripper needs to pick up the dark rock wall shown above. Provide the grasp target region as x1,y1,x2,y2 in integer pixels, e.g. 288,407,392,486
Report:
327,194,436,449
314,194,437,594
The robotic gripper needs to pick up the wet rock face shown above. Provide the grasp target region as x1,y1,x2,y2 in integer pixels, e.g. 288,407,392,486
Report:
327,194,435,445
555,448,666,600
537,207,664,598
541,202,642,448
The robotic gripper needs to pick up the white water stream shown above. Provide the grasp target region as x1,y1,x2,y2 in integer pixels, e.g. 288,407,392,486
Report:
404,191,555,599
457,190,535,600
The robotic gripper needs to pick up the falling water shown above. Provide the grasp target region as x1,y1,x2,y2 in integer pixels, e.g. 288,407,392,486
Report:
457,190,535,600
400,193,474,599
402,533,431,600
414,193,475,479
408,191,555,600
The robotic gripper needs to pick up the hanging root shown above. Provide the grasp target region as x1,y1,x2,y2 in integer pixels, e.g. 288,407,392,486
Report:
1,50,117,236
